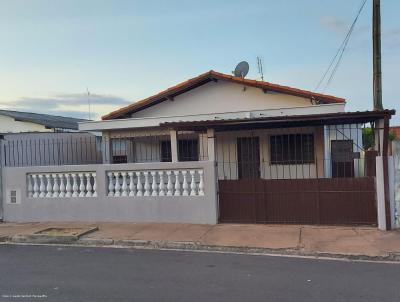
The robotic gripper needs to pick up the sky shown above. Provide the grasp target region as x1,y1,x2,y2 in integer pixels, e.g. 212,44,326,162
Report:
0,0,399,123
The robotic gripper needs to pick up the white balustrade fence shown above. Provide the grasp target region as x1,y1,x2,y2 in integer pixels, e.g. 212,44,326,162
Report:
107,169,205,197
27,172,97,198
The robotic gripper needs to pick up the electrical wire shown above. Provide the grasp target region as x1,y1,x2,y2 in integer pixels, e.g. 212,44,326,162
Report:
314,0,367,92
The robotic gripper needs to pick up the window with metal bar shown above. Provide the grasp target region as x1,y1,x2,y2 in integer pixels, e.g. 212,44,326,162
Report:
270,134,314,164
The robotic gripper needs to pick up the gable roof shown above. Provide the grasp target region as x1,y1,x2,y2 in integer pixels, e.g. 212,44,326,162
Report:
102,70,346,120
0,110,87,130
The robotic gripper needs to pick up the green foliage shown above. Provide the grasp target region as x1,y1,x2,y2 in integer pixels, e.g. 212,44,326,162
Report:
362,128,375,150
389,131,397,141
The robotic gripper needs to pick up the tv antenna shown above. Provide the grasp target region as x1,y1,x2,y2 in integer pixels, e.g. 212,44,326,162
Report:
257,56,264,81
86,87,91,120
233,61,249,78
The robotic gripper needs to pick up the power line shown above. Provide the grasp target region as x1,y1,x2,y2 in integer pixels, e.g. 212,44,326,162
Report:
314,0,367,92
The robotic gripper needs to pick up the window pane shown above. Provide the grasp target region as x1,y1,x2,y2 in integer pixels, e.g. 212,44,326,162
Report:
270,133,314,165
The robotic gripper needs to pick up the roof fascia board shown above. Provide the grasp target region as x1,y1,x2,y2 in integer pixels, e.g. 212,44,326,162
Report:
79,103,345,132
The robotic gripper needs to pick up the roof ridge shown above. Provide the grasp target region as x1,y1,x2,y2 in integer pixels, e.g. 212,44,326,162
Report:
102,70,346,120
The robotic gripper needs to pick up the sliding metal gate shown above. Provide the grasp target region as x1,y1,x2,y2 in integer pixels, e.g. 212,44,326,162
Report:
216,125,377,226
218,178,377,225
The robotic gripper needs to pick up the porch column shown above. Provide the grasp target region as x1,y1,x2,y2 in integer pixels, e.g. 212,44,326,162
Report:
102,132,112,164
207,128,216,161
170,129,178,162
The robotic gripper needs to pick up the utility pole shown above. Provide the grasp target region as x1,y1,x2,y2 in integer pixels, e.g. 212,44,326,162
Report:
373,0,383,110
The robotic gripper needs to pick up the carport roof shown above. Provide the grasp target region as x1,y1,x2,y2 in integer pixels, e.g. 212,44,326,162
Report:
160,109,396,131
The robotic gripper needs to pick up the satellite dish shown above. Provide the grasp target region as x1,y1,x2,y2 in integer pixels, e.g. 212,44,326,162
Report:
234,61,249,78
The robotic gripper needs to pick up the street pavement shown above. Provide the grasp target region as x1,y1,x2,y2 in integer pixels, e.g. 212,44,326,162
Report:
0,244,399,302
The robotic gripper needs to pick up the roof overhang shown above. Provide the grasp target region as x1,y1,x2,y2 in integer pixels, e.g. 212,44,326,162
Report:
160,110,396,131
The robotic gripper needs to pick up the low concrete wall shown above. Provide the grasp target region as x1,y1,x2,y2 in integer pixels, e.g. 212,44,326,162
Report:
2,161,218,224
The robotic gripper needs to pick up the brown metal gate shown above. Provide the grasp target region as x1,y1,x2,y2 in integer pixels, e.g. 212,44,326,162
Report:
218,177,377,225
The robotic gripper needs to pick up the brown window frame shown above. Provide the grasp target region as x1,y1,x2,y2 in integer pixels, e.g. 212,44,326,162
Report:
270,133,315,165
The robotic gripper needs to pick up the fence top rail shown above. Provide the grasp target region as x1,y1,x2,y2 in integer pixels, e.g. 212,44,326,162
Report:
2,160,213,173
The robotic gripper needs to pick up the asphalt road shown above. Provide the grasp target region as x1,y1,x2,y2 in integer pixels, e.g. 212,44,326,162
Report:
0,245,399,302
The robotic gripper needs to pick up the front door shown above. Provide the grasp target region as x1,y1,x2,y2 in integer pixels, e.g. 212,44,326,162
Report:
237,137,260,179
331,140,355,177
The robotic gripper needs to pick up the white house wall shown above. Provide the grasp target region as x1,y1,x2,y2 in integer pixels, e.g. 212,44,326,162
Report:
131,81,340,118
0,114,50,133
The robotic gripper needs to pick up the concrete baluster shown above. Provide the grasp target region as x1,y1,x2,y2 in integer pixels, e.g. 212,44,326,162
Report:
174,170,181,196
59,174,66,197
52,174,59,197
151,171,158,196
92,173,98,197
190,170,197,196
167,171,173,196
78,173,86,197
159,171,166,196
136,171,143,196
72,174,79,197
128,172,135,197
85,173,93,197
182,170,189,196
121,172,128,197
198,170,205,195
65,174,72,197
45,174,52,198
144,171,150,196
114,172,121,197
27,174,33,197
107,172,114,197
32,174,39,198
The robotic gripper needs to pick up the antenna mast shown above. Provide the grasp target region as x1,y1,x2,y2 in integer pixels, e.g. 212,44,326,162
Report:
86,87,91,120
257,56,264,81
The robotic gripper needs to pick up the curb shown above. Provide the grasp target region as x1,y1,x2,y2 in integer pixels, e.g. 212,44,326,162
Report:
2,236,399,263
11,234,78,244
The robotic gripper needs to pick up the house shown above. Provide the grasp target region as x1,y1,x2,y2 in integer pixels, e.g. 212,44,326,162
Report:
2,71,396,230
0,110,100,167
390,126,400,155
0,109,86,133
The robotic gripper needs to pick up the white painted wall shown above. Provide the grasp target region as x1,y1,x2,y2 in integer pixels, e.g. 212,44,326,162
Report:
0,114,50,133
2,161,218,224
131,81,342,118
215,127,325,180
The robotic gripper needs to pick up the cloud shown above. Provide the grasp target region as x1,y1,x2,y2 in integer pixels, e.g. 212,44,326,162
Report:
320,16,369,37
320,16,349,34
1,93,131,120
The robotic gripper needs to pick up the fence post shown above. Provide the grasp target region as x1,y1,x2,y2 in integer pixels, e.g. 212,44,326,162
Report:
170,129,178,163
376,156,386,230
102,133,112,164
207,128,216,162
0,138,3,221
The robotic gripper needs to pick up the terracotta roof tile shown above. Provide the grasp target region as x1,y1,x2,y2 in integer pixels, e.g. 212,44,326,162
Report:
102,70,346,120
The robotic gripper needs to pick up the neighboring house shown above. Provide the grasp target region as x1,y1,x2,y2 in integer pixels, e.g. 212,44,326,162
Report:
0,110,100,167
2,71,395,229
390,126,400,155
0,109,86,133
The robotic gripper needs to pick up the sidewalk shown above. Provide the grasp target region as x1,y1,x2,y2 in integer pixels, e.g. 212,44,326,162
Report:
1,222,400,260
